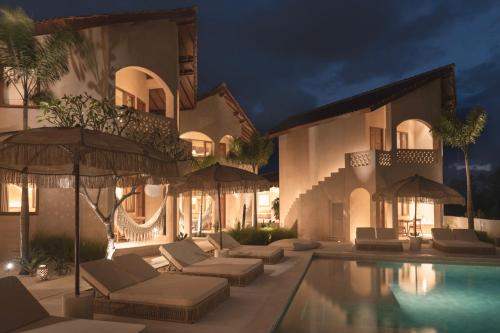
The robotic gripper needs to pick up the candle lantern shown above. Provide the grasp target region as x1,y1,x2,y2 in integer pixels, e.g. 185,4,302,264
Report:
37,264,49,281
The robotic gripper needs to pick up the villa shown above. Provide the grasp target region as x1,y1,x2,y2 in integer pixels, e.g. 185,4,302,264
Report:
270,64,456,242
0,8,274,261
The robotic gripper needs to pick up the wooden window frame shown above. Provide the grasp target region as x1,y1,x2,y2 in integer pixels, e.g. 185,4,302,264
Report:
0,186,40,216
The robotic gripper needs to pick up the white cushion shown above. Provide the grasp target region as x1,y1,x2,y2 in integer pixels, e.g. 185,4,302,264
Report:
207,233,241,249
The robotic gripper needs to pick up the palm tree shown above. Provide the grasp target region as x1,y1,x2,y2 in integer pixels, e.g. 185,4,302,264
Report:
228,132,273,227
0,7,83,266
192,155,219,235
432,107,487,230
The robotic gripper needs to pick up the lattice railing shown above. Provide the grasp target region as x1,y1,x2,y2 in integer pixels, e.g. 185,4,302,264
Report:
349,151,371,167
377,151,392,166
396,149,437,164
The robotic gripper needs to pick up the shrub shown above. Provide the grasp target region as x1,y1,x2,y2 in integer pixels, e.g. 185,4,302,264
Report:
31,234,106,263
228,226,297,245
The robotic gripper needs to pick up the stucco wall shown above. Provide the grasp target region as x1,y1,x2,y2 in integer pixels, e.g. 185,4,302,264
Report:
444,216,500,238
279,80,444,241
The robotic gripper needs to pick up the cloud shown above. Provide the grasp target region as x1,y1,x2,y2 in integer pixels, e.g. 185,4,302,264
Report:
450,162,492,172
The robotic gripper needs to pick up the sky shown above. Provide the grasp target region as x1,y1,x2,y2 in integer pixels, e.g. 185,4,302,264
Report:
6,0,500,177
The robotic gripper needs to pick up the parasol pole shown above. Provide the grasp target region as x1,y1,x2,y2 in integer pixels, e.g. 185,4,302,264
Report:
413,196,417,237
218,183,223,249
74,153,81,296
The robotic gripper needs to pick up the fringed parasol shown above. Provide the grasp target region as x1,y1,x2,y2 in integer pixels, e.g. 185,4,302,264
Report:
0,127,179,296
174,163,271,248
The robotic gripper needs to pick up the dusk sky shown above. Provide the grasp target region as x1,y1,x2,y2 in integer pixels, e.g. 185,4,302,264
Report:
6,0,500,177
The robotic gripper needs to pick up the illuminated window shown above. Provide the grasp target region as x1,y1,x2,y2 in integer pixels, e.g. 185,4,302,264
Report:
0,184,38,214
190,140,213,157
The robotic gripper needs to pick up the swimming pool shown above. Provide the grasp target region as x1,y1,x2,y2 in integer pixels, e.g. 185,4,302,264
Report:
274,258,500,333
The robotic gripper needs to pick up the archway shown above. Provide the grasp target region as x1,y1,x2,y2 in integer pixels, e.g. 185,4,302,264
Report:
396,119,433,149
115,66,174,118
218,134,234,158
349,188,371,242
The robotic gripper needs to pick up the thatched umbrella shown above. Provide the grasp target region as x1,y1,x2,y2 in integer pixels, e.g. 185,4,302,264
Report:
175,163,270,248
0,127,178,295
373,174,465,237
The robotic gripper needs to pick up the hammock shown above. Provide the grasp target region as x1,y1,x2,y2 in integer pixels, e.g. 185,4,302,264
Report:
115,199,166,242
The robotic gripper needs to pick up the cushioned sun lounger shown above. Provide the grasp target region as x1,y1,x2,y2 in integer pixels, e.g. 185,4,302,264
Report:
159,239,264,286
0,276,145,333
207,232,284,264
355,227,404,251
432,228,496,255
81,257,229,323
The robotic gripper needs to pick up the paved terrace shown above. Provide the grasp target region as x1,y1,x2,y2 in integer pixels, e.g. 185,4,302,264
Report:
2,242,500,333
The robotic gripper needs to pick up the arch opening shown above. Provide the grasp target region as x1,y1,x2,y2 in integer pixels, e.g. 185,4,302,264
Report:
349,187,371,243
395,119,433,150
180,131,214,157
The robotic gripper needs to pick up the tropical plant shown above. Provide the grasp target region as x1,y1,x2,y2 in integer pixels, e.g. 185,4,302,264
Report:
432,107,487,230
228,132,274,227
191,155,219,236
0,7,84,267
39,94,191,258
14,250,49,276
228,226,296,245
272,197,280,220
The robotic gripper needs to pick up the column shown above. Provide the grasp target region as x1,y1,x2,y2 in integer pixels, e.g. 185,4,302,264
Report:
182,193,192,237
166,193,178,243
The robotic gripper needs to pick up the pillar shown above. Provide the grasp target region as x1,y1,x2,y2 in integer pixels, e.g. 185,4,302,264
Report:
166,194,178,243
182,193,192,236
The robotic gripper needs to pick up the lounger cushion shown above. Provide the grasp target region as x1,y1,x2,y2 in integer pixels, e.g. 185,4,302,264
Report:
376,228,398,240
355,239,403,247
434,239,493,249
80,259,138,297
0,276,49,333
110,274,228,308
182,257,263,278
12,316,145,333
229,245,283,258
269,238,321,251
356,227,376,240
207,232,241,249
159,240,210,270
431,228,454,241
113,253,160,282
453,229,480,242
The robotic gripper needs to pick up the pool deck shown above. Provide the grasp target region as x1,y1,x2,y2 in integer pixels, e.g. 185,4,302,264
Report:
3,241,500,333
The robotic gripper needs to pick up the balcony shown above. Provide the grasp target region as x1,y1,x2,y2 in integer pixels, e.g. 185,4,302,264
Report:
348,149,439,168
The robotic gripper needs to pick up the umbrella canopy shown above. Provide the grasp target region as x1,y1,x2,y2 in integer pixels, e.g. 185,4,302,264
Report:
175,163,271,248
373,174,465,205
373,174,464,237
0,127,178,187
0,127,179,296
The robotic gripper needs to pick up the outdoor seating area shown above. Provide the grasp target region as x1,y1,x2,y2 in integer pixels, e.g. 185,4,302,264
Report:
159,239,264,286
81,256,230,323
355,227,404,251
207,232,285,264
431,228,496,255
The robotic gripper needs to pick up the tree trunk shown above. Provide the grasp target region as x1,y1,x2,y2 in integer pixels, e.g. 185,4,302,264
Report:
19,98,30,273
104,219,115,259
463,150,474,230
252,165,258,228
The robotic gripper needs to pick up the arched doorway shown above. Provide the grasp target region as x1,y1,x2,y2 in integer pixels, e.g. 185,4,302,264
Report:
395,119,433,149
349,188,371,242
115,66,174,119
180,131,214,157
218,134,234,158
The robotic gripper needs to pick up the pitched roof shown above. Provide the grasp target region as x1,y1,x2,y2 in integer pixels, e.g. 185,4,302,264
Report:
269,64,456,136
34,8,198,111
198,83,256,141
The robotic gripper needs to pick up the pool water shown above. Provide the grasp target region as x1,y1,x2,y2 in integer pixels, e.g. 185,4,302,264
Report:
275,258,500,333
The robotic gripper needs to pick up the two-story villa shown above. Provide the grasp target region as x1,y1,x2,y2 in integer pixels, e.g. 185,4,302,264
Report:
0,8,258,260
269,65,456,242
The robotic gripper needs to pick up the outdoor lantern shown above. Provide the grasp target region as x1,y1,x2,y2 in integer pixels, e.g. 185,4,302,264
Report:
5,262,14,272
36,264,49,281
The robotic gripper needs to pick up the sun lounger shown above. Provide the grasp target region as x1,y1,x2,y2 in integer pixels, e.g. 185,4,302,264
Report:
159,239,264,286
0,276,145,333
355,227,403,251
432,228,496,255
80,257,229,323
207,232,284,264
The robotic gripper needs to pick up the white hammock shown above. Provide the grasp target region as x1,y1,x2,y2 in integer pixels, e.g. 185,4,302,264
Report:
115,199,166,242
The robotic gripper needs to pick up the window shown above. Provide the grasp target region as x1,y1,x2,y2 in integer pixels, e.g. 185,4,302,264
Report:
191,140,213,157
399,198,410,216
149,88,166,116
258,192,270,207
136,98,146,112
370,127,384,150
397,131,409,149
0,184,38,214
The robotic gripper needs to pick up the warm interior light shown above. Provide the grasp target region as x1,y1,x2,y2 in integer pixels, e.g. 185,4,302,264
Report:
115,187,124,199
5,262,14,271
